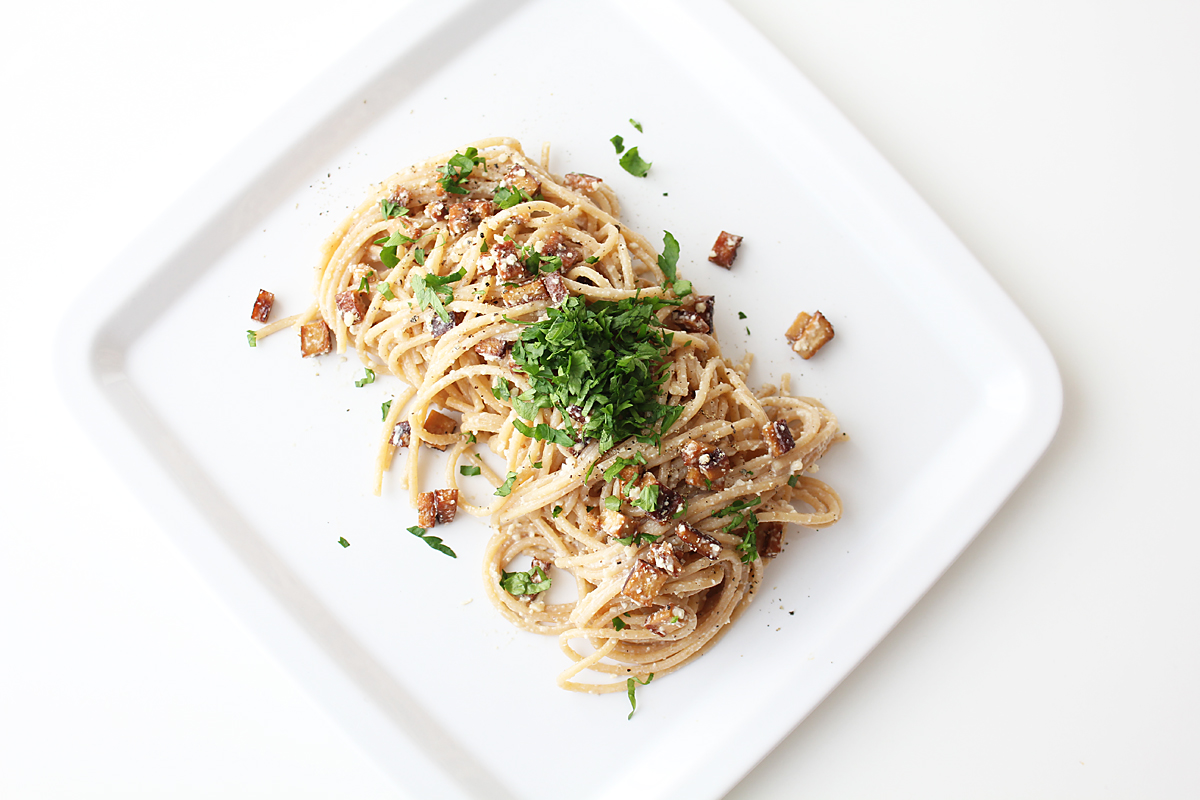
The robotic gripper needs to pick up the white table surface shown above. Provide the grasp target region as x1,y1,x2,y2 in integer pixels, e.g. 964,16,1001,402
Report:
3,1,1198,797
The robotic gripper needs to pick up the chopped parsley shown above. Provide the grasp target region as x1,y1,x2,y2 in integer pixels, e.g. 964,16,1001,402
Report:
612,616,627,631
629,118,643,132
512,418,575,447
460,465,481,476
379,198,409,219
626,673,653,719
788,474,798,488
614,531,660,547
437,147,485,195
374,228,415,269
619,147,651,177
355,369,376,388
500,564,551,595
380,282,395,300
358,275,370,292
407,525,456,558
412,267,465,323
495,471,518,497
465,431,477,444
603,453,647,482
552,505,563,518
604,495,621,511
338,536,350,548
413,246,426,267
714,498,761,562
493,185,532,210
381,399,392,420
658,231,680,284
631,482,659,513
509,294,684,454
738,311,747,320
672,279,692,298
246,330,257,347
610,134,625,154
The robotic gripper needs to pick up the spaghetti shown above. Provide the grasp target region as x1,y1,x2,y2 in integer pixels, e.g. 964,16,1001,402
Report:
260,138,843,693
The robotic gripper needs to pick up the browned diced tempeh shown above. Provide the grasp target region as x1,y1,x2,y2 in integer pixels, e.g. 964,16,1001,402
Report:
425,199,448,221
784,310,834,359
473,337,511,361
540,271,569,305
598,508,631,541
614,465,642,501
499,164,540,197
537,232,582,269
708,231,742,268
643,540,681,577
690,295,715,333
335,289,368,326
668,308,710,334
390,420,411,448
299,320,332,357
487,240,526,283
502,279,550,307
757,521,786,560
621,559,668,605
423,408,457,451
416,491,436,528
386,187,413,214
447,199,496,237
673,521,723,560
427,310,465,338
250,289,274,323
680,439,731,489
433,489,458,524
644,604,688,638
648,484,684,522
763,420,795,457
564,172,602,193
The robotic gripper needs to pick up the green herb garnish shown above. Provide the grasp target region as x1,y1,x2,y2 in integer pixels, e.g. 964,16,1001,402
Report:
629,118,643,132
552,505,563,518
379,198,409,219
658,231,680,283
412,267,465,323
614,531,660,547
460,465,481,476
619,147,651,177
436,147,485,195
738,311,747,320
610,134,625,154
500,565,551,595
512,418,576,447
374,228,415,269
715,498,762,562
355,369,376,388
246,330,257,347
407,525,456,558
493,185,532,210
612,616,627,631
381,399,392,420
495,471,518,497
509,294,683,454
358,275,370,292
413,246,426,267
788,475,798,488
604,495,621,511
338,536,350,548
380,282,395,300
603,453,647,482
626,673,653,719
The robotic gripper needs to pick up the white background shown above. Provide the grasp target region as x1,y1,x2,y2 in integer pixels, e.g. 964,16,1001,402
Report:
3,1,1198,797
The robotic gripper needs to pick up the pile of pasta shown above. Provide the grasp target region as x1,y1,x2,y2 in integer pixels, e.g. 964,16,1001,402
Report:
263,138,843,692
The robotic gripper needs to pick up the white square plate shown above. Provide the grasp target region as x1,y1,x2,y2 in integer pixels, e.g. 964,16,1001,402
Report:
56,1,1061,798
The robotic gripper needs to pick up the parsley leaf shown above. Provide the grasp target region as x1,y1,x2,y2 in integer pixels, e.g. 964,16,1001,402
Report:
437,147,485,195
355,369,376,388
612,616,627,631
381,399,392,421
413,246,426,267
358,275,369,292
512,418,576,447
500,564,551,596
495,471,518,497
460,465,481,476
715,498,762,562
619,147,651,177
603,453,647,482
412,267,465,323
614,531,660,547
246,330,257,347
552,505,563,518
380,282,395,300
604,495,621,511
738,311,747,320
658,231,680,283
672,279,692,298
338,536,350,548
379,198,409,219
493,185,532,210
375,228,415,269
626,673,653,719
631,482,659,513
629,118,643,132
610,134,625,154
407,525,456,558
788,474,798,488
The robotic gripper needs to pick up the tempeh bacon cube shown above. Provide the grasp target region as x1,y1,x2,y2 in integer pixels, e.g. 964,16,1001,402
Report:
621,559,669,606
763,420,795,458
708,231,742,268
250,289,274,323
784,310,834,359
299,320,332,357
